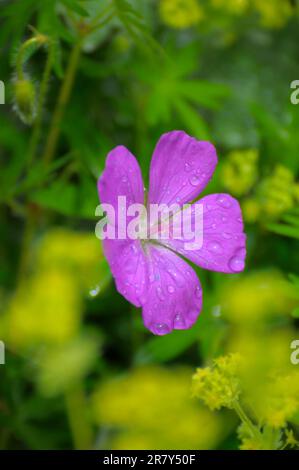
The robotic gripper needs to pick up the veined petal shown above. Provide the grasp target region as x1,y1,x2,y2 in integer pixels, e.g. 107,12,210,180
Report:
148,131,217,207
103,239,148,307
162,193,246,274
98,145,145,224
142,245,203,335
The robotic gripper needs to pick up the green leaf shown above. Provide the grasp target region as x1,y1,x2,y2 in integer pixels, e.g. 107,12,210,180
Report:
174,98,210,140
267,222,299,240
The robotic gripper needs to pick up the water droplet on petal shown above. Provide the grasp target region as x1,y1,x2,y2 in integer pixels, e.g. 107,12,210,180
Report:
156,286,165,301
167,285,175,294
184,162,192,172
229,256,245,272
189,175,200,186
154,323,170,335
121,175,128,183
195,286,202,299
173,313,185,329
207,241,223,254
217,195,231,208
222,232,232,239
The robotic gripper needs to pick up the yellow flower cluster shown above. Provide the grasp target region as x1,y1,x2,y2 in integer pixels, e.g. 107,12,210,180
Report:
211,0,249,15
1,229,108,347
220,270,297,326
193,347,299,449
221,149,258,197
257,165,298,218
238,164,299,223
253,0,293,29
159,0,204,29
93,366,221,449
159,0,295,30
260,372,299,429
192,353,242,410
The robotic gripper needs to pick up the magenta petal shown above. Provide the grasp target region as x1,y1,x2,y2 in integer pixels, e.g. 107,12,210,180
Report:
142,245,202,335
98,145,144,220
103,239,148,307
163,193,246,274
148,131,217,207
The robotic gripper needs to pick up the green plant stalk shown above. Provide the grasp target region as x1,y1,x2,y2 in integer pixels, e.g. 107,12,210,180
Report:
43,39,82,165
233,400,262,441
27,41,55,166
64,384,93,450
16,36,46,80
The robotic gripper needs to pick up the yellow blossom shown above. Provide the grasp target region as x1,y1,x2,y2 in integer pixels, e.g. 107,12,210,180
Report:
220,271,297,326
211,0,249,15
93,366,221,449
4,267,81,347
192,353,242,410
159,0,204,29
258,165,296,218
221,149,258,197
253,0,293,29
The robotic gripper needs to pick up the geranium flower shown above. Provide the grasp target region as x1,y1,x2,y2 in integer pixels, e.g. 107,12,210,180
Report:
98,131,246,335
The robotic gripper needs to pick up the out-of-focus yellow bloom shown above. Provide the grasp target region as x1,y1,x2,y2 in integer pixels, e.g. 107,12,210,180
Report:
159,0,204,29
36,334,99,397
253,0,293,29
242,197,260,223
258,165,296,218
220,271,297,326
211,0,248,15
229,328,299,427
4,267,80,347
260,372,299,428
221,149,258,197
192,353,242,410
93,367,221,449
37,229,110,292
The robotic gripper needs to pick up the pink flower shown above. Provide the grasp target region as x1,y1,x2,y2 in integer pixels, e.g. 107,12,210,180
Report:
98,131,246,335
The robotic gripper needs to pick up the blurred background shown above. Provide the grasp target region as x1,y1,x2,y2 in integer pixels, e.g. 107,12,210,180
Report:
0,0,299,450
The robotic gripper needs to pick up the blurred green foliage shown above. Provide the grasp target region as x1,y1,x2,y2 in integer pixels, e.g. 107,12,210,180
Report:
0,0,299,450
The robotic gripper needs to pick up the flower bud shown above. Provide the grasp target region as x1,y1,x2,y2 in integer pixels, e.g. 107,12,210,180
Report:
13,78,36,124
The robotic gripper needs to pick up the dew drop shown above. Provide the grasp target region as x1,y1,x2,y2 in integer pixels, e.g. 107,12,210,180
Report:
195,286,202,299
167,285,175,294
121,175,128,183
217,195,231,208
229,256,245,273
207,240,223,254
222,232,232,240
184,162,192,172
173,313,185,329
189,175,200,186
89,286,100,297
156,286,165,301
154,323,170,335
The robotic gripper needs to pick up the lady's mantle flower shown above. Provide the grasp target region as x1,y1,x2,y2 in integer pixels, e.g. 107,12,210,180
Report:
98,131,246,335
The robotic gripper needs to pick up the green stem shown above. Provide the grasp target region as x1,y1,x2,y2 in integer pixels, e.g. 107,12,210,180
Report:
16,36,46,80
64,384,93,450
43,39,82,166
233,400,262,440
27,41,54,166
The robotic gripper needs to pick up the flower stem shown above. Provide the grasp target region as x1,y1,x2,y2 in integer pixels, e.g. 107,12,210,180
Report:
42,39,82,165
233,400,262,440
64,384,93,450
27,41,54,166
